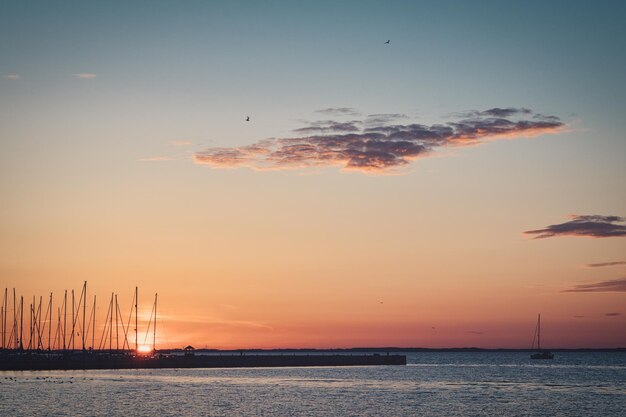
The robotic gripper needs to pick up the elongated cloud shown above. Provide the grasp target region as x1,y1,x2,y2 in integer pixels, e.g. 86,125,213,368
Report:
605,312,621,317
315,107,361,116
6,74,20,80
563,278,626,293
587,261,626,268
524,215,626,239
73,73,97,79
194,107,564,173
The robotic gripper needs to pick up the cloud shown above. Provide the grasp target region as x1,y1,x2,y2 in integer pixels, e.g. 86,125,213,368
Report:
524,215,626,239
563,278,626,293
139,156,173,162
365,113,410,126
194,107,564,174
605,312,621,317
315,107,361,116
73,73,97,79
6,74,20,80
293,120,361,134
587,261,626,268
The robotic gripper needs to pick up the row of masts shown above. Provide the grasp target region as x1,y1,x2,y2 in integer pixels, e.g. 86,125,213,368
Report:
0,282,158,352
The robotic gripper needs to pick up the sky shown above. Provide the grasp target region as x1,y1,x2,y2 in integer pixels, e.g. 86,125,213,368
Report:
1,0,625,349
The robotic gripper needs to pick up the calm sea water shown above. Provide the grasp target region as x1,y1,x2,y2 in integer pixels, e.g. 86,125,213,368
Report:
1,352,624,416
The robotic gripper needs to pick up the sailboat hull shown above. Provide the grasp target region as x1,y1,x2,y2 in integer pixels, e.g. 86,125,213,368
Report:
530,352,554,359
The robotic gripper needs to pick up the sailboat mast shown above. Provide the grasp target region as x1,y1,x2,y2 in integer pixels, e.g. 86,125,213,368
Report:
19,296,23,350
153,293,157,351
115,294,119,351
82,281,87,350
2,288,6,349
92,295,96,351
48,293,52,350
135,286,138,351
13,289,16,350
71,290,75,350
537,314,541,350
109,293,113,352
63,290,67,351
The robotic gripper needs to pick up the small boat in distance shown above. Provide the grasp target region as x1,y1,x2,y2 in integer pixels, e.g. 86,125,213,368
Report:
530,314,554,360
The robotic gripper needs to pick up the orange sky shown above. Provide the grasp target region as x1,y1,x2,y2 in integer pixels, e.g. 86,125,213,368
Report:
1,2,625,350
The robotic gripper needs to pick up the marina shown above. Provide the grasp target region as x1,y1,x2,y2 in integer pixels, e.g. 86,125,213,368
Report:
0,283,406,370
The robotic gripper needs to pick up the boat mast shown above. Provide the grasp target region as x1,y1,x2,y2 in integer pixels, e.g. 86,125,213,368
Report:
82,281,87,351
2,288,6,349
115,294,119,351
135,286,138,351
29,298,34,350
109,293,113,352
537,314,541,351
36,296,43,349
92,295,96,351
19,296,23,350
153,293,157,351
71,289,75,351
63,290,67,351
13,289,17,350
48,293,52,351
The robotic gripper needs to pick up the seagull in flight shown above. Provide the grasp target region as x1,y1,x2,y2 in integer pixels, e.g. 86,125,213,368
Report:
246,116,250,122
384,40,390,44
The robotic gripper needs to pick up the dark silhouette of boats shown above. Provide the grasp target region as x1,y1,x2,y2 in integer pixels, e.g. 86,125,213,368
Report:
530,314,554,360
0,350,406,370
0,283,406,370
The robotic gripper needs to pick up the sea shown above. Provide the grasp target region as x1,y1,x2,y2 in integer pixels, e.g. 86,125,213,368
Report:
1,351,624,416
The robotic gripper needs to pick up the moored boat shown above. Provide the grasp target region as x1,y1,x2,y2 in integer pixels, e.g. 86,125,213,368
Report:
530,314,554,360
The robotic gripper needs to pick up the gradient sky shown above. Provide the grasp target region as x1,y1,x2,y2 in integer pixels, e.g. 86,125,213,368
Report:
1,1,625,349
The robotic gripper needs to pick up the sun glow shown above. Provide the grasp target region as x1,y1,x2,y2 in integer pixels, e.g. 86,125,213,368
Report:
137,345,153,354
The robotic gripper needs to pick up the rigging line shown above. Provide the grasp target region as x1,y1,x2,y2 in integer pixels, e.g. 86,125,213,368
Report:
98,296,112,351
70,287,85,346
52,307,61,351
7,318,15,349
142,301,155,346
34,297,44,350
85,297,95,341
126,290,135,347
115,299,130,351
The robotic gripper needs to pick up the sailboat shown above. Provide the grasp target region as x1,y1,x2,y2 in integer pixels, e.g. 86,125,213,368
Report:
530,314,554,359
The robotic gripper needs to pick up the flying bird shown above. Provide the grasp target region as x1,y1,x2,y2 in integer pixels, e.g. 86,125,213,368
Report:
246,116,250,122
384,40,390,44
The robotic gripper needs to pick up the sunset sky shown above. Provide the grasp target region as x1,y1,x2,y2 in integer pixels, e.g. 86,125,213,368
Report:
1,1,625,349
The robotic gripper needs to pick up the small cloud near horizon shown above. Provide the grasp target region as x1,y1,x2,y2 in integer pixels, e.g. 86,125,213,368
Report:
563,277,626,293
605,312,621,317
6,74,20,80
587,261,626,268
194,107,564,174
524,215,626,239
73,73,97,79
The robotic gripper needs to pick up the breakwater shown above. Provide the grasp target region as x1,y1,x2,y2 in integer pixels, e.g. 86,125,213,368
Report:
0,352,406,371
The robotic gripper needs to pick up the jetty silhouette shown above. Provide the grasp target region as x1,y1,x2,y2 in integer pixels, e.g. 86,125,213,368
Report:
0,282,406,370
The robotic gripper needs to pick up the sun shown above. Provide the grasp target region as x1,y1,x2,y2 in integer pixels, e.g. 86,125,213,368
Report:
137,345,153,354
